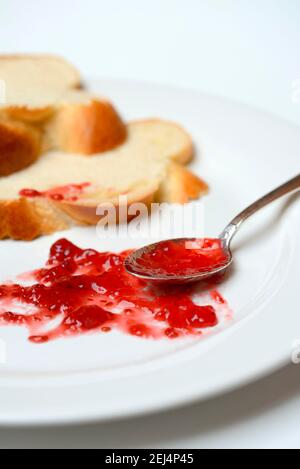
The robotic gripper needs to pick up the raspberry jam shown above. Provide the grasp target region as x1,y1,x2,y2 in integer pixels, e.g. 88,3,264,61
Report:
0,239,231,343
134,238,230,277
19,183,90,202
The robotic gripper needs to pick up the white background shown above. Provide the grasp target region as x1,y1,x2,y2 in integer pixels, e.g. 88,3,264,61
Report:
0,0,300,449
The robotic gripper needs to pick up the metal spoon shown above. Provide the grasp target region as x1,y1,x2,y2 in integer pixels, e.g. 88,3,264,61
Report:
125,174,300,284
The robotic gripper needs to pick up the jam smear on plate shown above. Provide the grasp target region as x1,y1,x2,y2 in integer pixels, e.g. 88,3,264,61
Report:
19,183,90,203
0,239,231,343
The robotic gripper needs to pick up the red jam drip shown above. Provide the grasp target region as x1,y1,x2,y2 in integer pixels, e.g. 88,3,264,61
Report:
134,238,229,277
19,183,90,203
0,239,230,344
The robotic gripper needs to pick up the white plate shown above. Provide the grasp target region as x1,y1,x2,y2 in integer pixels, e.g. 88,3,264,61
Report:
0,80,299,426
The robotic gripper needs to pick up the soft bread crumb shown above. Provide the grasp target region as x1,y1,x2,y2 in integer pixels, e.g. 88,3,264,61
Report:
0,54,81,107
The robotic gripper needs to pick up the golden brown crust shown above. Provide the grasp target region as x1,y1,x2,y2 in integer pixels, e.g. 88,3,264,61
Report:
0,198,70,240
2,106,54,123
156,162,209,203
49,99,127,154
0,199,45,240
0,120,42,176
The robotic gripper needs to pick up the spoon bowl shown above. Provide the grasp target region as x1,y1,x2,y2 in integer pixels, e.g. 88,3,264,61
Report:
125,174,300,285
125,237,233,285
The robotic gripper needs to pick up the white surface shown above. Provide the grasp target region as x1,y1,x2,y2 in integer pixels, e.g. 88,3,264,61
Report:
1,0,300,126
0,0,299,449
0,364,300,449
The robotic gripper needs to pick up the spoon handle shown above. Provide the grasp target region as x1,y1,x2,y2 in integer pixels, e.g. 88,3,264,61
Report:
220,174,300,246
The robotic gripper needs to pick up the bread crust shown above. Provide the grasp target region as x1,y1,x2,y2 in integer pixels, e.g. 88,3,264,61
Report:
156,162,209,203
0,120,42,176
48,99,127,154
0,198,71,241
2,106,54,123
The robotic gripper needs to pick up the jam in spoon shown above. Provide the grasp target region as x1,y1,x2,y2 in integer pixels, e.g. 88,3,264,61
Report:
125,174,300,284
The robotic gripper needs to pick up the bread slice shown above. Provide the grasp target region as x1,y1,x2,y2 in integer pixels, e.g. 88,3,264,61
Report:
0,54,207,240
0,91,127,175
0,120,206,240
0,54,81,108
0,55,127,175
